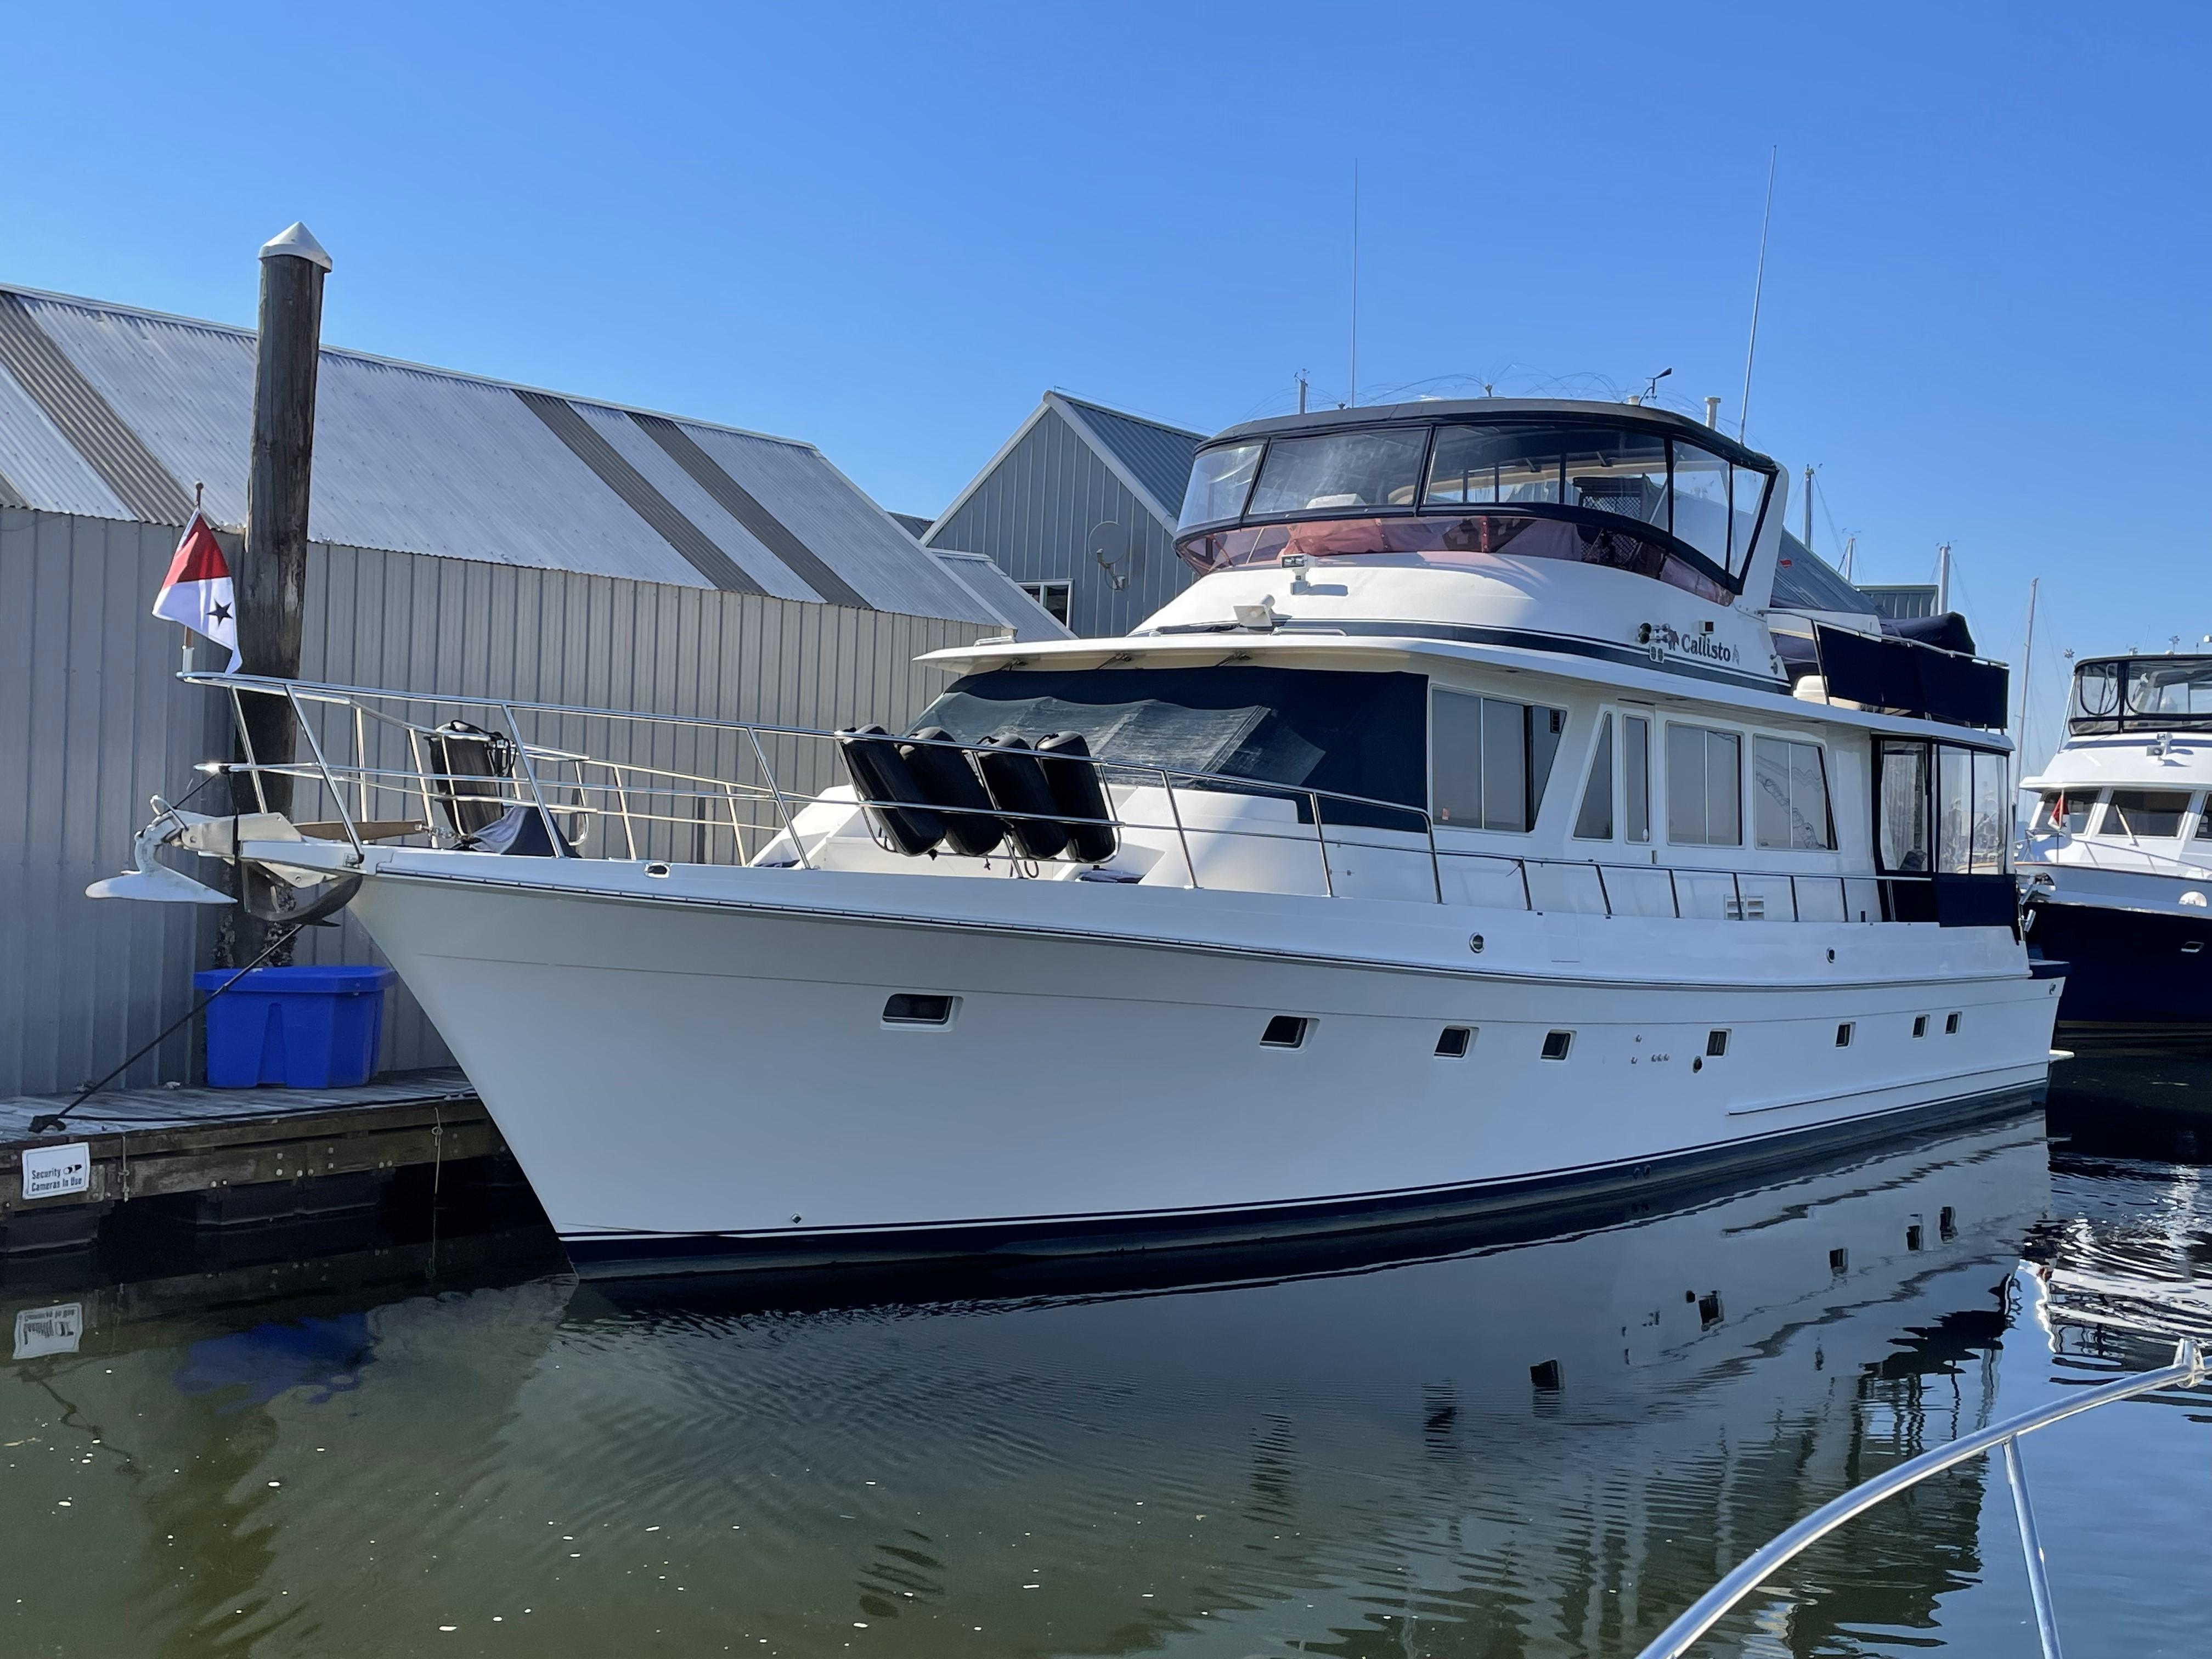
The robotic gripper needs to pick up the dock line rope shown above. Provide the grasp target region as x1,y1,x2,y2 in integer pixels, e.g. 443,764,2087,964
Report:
30,924,303,1135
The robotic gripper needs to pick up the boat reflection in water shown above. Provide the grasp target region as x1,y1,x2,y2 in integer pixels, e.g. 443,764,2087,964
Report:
563,1111,2052,1657
0,1110,2053,1656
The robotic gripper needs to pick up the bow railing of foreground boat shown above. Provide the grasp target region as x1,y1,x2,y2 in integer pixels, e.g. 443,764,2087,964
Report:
1635,1333,2209,1659
188,672,1945,925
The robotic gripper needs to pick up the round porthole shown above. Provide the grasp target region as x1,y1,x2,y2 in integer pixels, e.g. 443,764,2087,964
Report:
1469,934,1485,955
1692,1056,1703,1073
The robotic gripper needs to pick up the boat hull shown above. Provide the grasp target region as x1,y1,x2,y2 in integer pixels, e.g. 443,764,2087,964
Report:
338,853,2060,1279
2032,895,2212,1028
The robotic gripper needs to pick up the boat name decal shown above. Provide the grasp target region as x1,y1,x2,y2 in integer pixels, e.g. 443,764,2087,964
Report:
1637,623,1740,666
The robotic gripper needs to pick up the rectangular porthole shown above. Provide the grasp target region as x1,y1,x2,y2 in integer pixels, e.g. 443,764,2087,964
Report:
1261,1015,1311,1048
1835,1023,1854,1047
1945,1012,1961,1034
1697,1292,1723,1328
1436,1025,1474,1058
1706,1030,1729,1058
1912,1015,1928,1039
1939,1205,1956,1240
1541,1030,1573,1061
883,993,956,1025
1906,1223,1925,1251
1530,1359,1563,1392
1829,1248,1849,1275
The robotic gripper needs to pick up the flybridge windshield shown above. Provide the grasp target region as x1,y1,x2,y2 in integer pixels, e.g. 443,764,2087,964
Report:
912,666,1427,817
2069,656,2212,733
1175,413,1775,600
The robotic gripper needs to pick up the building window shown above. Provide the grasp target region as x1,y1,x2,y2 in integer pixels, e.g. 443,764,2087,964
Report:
1018,580,1071,625
1666,724,1742,847
1752,736,1835,850
1431,690,1566,833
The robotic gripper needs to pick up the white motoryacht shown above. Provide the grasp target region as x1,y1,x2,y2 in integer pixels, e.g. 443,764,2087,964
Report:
107,398,2059,1278
2018,652,2212,1030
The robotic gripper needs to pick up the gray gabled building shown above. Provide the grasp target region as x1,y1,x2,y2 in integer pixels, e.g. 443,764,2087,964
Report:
922,392,1204,638
0,280,1064,1098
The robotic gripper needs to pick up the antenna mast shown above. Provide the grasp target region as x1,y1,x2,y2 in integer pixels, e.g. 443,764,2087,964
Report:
1348,160,1359,408
1739,146,1777,442
2016,576,2039,743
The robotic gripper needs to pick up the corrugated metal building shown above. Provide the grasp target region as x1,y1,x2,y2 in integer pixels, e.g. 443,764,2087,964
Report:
921,393,1204,638
0,283,1060,1098
1859,584,1941,622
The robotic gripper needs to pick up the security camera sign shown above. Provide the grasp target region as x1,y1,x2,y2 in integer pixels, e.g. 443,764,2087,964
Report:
20,1143,91,1201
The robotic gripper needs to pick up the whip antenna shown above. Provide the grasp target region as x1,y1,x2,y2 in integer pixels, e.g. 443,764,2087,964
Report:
1738,146,1777,442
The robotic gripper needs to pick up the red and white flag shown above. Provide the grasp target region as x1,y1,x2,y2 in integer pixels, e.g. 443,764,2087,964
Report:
153,511,241,672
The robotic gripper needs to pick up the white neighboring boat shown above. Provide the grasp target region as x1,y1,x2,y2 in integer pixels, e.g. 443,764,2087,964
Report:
107,399,2059,1278
2018,653,2212,1031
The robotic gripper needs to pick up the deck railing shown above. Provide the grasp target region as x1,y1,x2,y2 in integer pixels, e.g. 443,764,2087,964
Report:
1637,1320,2208,1659
191,672,1933,924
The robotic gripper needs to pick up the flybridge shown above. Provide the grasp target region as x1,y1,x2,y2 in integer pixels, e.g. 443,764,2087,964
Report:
1173,399,1779,608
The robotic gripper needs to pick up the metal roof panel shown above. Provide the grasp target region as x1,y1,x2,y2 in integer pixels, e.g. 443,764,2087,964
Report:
0,349,131,520
0,284,986,619
1053,396,1203,524
676,422,1000,623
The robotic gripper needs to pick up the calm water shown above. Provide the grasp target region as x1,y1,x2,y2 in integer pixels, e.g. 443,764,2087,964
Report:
5,1056,2212,1658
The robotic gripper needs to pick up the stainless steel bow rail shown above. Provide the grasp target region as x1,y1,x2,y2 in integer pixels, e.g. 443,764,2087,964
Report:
190,672,1935,923
1635,1336,2209,1659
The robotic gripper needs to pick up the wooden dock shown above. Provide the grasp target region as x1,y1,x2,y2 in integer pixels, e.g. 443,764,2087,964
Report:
0,1070,509,1255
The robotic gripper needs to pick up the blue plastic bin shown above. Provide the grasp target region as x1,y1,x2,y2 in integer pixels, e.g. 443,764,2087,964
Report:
194,964,396,1089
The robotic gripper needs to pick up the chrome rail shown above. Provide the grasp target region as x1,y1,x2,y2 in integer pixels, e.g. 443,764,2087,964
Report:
1636,1328,2209,1659
187,672,1937,924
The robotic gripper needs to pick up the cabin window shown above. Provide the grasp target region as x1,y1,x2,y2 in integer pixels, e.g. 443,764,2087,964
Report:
1573,714,1615,840
915,665,1427,827
1666,724,1742,847
2032,791,2096,834
1877,740,1932,872
2106,790,2192,839
1178,441,1263,528
1752,737,1836,850
1936,748,2010,874
1431,690,1565,833
1421,423,1767,579
2196,797,2212,840
1623,715,1652,843
1246,429,1429,517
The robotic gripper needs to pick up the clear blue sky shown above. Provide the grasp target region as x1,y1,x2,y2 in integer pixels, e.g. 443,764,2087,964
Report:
5,2,2205,762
